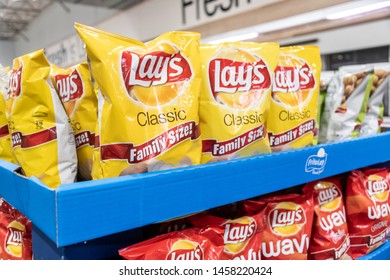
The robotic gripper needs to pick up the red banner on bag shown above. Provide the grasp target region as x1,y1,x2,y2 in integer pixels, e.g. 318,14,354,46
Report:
101,121,199,163
11,127,57,148
202,124,266,156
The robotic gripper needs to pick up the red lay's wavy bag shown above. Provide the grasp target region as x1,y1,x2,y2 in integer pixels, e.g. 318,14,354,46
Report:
304,178,351,260
243,192,314,260
75,23,202,179
188,212,264,260
0,197,32,260
345,168,390,259
119,227,225,260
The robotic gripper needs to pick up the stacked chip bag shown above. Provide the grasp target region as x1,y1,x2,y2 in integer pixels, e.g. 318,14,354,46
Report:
0,197,32,260
50,62,97,180
303,177,351,260
243,192,314,260
268,46,321,151
119,227,225,260
0,65,15,163
199,42,279,163
188,212,264,260
360,64,390,136
345,168,390,259
4,49,77,188
75,23,202,179
319,65,374,143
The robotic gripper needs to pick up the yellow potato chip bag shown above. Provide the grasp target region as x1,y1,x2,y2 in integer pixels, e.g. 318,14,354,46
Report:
50,62,97,180
199,42,279,163
75,23,202,179
269,46,321,151
0,66,15,163
5,49,77,188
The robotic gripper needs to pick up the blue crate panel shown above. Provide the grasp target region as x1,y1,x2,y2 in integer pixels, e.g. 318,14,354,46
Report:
358,242,390,260
1,132,390,247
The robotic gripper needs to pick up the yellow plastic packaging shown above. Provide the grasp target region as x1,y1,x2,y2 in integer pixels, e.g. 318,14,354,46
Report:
0,93,14,164
199,42,279,163
75,23,202,179
268,46,321,151
0,66,14,163
51,62,97,180
5,49,77,188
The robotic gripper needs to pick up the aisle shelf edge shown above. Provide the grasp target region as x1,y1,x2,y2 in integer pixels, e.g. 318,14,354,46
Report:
357,241,390,260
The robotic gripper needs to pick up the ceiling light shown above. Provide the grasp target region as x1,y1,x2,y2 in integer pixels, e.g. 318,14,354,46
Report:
208,32,259,44
326,0,390,20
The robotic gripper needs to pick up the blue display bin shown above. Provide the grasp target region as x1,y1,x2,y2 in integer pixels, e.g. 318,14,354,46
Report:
1,132,390,259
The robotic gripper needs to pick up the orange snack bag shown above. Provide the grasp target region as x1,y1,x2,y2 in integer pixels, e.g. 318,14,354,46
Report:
243,192,314,260
119,227,225,260
304,177,351,260
199,42,279,163
75,23,202,179
51,62,97,180
269,46,321,151
188,212,264,260
0,197,32,260
345,168,390,259
5,49,77,188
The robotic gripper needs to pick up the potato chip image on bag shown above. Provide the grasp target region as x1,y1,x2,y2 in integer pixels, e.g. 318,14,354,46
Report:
199,42,279,163
303,178,351,260
51,62,97,180
75,23,202,179
5,49,77,188
269,46,321,151
345,168,390,259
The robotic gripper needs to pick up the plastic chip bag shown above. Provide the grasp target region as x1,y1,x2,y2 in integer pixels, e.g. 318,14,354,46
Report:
199,42,279,163
75,23,202,179
51,62,97,180
5,49,77,188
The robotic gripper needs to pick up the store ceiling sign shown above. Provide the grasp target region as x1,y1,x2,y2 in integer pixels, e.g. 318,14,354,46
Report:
305,148,327,175
45,36,86,68
181,0,282,26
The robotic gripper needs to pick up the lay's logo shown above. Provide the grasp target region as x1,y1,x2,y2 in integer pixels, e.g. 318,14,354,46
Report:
54,69,83,103
208,58,271,98
166,240,203,260
273,62,315,93
6,227,23,247
5,220,25,258
7,66,22,98
223,217,257,244
121,48,192,89
366,175,389,202
269,203,306,236
318,184,341,206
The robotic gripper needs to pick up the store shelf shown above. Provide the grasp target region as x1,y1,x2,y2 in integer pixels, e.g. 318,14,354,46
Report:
1,132,390,248
358,242,390,260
